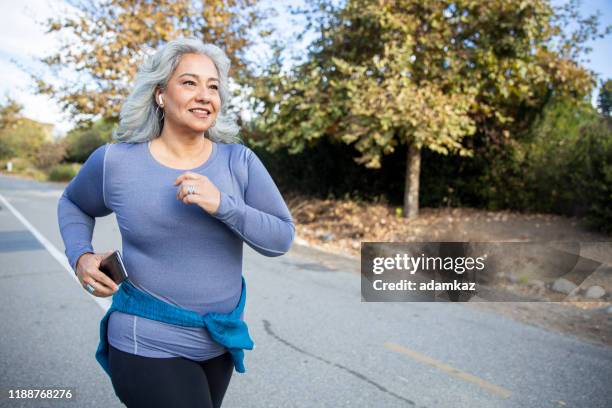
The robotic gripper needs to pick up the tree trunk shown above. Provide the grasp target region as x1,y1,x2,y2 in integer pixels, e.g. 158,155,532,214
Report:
403,143,421,219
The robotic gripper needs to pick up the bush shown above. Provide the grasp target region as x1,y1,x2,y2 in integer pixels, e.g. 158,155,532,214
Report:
477,97,612,232
22,167,48,182
48,163,81,182
570,118,612,232
32,139,68,170
63,119,114,163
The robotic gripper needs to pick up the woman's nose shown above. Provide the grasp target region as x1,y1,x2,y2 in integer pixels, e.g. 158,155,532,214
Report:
196,86,214,102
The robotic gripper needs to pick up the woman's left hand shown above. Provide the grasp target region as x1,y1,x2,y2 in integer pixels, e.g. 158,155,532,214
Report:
174,171,221,214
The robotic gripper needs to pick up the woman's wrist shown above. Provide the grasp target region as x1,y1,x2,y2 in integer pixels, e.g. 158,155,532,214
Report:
76,252,94,270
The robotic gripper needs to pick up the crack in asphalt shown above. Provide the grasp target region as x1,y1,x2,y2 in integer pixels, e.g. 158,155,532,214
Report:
262,319,427,407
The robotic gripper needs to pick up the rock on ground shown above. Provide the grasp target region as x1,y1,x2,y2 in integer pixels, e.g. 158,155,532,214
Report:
552,278,578,295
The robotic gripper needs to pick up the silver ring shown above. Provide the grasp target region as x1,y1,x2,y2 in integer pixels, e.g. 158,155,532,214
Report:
85,283,95,294
187,185,196,195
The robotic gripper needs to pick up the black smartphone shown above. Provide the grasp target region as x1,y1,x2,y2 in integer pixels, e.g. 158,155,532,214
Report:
99,250,129,285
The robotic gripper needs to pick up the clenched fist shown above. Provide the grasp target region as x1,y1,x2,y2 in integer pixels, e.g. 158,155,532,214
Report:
174,171,221,214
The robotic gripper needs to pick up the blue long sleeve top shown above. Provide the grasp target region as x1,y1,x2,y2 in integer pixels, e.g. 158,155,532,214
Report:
57,139,295,361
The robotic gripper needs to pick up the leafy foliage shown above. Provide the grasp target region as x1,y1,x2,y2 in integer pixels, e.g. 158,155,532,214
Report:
63,119,116,163
0,96,24,160
29,0,272,126
521,97,611,231
32,139,68,171
248,0,608,217
0,110,51,164
598,79,612,116
48,163,81,182
251,0,603,152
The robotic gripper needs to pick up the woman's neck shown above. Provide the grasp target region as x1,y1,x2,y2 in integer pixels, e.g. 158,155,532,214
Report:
156,123,209,160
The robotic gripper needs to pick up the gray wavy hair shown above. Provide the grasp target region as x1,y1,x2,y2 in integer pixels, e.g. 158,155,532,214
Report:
113,37,242,144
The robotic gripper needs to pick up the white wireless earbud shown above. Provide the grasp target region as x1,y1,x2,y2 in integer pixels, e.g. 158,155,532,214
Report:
159,95,164,106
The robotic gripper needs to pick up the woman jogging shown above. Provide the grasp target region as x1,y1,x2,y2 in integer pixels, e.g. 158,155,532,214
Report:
57,37,295,408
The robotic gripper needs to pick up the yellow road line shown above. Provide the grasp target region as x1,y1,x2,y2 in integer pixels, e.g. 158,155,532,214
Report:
384,342,512,399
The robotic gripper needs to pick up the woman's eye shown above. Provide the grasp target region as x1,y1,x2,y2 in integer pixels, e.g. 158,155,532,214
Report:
210,85,218,90
184,80,196,86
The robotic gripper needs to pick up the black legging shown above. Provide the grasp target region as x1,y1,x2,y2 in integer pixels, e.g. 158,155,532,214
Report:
108,344,234,408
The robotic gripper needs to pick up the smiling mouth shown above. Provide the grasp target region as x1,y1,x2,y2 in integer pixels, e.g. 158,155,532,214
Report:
189,108,212,118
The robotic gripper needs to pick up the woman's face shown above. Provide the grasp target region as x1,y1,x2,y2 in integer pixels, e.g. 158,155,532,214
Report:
157,53,221,135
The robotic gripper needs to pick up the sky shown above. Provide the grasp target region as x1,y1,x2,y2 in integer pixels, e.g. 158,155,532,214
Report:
0,0,610,138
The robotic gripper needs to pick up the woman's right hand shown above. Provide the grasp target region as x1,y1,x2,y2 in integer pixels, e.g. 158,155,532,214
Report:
76,251,119,297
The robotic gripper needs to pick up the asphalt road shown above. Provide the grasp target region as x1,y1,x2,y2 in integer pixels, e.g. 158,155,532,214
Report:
0,174,610,408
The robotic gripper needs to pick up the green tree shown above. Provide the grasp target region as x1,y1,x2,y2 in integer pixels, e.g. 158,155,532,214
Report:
522,96,599,212
0,118,50,162
249,0,610,218
598,79,612,116
0,95,23,130
0,96,24,159
0,95,53,161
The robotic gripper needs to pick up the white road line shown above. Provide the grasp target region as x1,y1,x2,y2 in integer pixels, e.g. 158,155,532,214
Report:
0,193,111,310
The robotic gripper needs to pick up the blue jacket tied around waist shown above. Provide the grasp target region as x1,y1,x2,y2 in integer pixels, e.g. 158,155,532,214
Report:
96,275,254,378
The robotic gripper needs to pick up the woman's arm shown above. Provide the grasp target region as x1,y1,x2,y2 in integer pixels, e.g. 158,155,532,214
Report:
57,144,113,273
212,149,295,257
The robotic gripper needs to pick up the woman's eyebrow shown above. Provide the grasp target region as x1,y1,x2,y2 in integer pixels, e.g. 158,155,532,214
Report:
178,73,219,82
